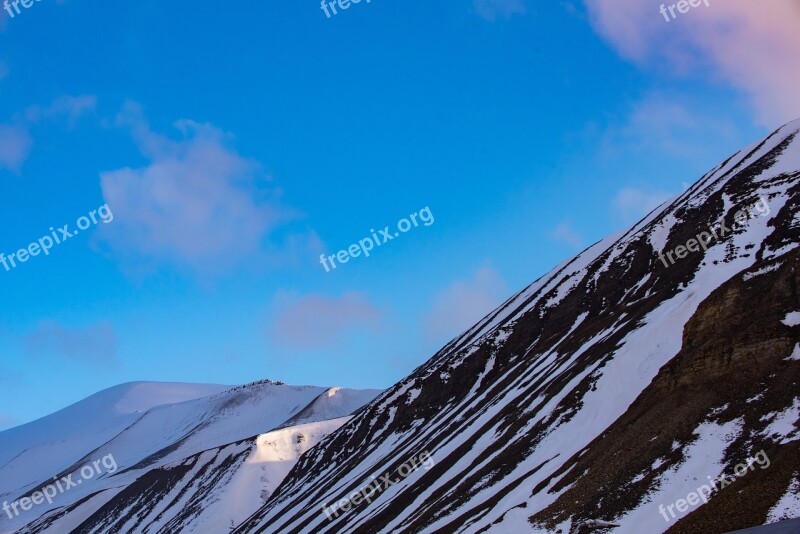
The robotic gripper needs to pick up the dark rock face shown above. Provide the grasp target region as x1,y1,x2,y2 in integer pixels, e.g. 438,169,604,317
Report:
232,120,800,534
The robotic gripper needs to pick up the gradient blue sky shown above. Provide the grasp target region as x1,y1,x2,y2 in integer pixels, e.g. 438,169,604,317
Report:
1,0,798,428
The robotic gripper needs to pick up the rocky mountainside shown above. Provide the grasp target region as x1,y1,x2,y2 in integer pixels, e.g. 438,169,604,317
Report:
231,120,800,533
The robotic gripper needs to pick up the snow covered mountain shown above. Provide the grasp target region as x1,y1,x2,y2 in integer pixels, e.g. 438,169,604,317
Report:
0,380,381,533
230,120,800,533
4,120,800,534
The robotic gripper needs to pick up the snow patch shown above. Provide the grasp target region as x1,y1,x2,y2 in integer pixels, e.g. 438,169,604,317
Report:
761,398,800,444
767,477,800,523
782,311,800,327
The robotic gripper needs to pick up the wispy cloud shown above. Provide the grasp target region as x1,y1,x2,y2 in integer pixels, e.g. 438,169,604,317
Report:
424,266,507,342
612,187,673,223
595,94,740,162
584,0,800,126
22,95,97,127
0,124,32,173
0,412,19,431
473,0,526,21
586,94,734,224
97,102,317,278
549,221,583,249
270,292,382,349
0,95,96,173
23,321,118,365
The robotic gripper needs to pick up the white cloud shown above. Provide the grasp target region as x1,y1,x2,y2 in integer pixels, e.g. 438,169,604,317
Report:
549,221,583,248
98,103,314,277
584,0,800,126
424,267,507,342
473,0,526,21
270,292,382,349
23,321,117,365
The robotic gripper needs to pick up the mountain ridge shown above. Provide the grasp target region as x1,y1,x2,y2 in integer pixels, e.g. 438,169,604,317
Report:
232,119,800,533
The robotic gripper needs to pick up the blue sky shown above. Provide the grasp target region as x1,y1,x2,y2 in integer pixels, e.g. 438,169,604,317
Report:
1,0,798,428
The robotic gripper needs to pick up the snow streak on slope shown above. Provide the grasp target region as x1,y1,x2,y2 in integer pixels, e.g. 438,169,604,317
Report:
234,120,800,534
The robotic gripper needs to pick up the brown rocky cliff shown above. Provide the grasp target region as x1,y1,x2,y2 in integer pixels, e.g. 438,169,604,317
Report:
530,249,800,533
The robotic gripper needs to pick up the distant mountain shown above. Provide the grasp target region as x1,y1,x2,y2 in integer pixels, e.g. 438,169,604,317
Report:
0,381,231,482
0,380,382,533
232,120,800,533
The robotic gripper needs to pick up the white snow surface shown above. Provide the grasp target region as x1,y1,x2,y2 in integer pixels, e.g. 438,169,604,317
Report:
0,381,229,470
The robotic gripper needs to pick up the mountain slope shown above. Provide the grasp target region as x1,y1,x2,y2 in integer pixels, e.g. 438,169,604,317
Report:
232,120,800,533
